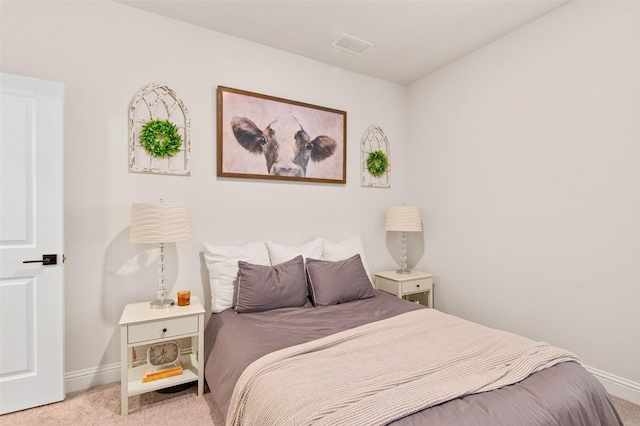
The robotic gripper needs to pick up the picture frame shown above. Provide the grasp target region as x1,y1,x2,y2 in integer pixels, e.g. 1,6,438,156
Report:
129,82,190,176
217,86,346,184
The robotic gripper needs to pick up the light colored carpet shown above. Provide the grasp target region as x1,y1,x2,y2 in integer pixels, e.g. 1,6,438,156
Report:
0,383,222,426
0,382,638,425
613,395,640,426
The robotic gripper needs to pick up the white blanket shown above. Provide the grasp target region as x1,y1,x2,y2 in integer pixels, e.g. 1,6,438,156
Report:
227,308,579,426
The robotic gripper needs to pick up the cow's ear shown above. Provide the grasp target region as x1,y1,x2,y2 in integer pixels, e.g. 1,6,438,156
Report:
309,136,337,161
231,117,264,154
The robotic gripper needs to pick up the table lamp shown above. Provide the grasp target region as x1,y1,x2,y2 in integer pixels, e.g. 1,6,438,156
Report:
385,205,422,274
130,200,192,308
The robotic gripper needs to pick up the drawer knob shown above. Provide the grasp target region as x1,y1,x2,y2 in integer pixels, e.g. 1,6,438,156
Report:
416,284,420,288
162,328,167,333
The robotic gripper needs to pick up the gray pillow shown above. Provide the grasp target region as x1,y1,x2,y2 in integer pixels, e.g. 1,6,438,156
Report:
235,255,307,313
306,254,376,306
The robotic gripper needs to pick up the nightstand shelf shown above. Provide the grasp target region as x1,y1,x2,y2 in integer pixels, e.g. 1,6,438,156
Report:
375,270,434,308
126,353,199,396
119,297,205,416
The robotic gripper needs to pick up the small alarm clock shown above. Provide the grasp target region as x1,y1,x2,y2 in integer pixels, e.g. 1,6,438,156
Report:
146,341,180,372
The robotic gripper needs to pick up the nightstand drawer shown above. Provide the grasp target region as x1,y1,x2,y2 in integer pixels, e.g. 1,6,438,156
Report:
128,315,198,344
401,277,432,295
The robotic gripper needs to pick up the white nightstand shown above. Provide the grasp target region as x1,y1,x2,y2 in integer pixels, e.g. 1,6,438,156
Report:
119,296,205,416
375,270,434,308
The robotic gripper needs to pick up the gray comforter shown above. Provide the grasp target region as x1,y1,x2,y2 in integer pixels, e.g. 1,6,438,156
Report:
204,291,622,425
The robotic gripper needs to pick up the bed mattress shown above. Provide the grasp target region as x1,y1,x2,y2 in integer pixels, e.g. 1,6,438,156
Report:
204,290,622,425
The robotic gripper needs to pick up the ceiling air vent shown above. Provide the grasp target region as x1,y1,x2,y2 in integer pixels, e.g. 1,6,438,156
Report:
331,33,374,55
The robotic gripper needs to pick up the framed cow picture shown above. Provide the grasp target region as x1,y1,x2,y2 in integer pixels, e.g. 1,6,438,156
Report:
217,86,347,184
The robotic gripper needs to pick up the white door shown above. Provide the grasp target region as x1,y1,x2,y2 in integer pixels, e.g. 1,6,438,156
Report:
0,73,65,414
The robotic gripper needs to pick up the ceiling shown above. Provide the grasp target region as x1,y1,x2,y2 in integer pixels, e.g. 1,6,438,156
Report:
115,0,571,85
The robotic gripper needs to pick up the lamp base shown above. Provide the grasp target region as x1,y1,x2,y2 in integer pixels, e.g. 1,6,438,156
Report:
149,298,175,309
395,268,412,275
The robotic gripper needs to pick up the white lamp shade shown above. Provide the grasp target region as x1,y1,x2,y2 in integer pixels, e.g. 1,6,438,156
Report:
130,202,192,244
385,205,422,232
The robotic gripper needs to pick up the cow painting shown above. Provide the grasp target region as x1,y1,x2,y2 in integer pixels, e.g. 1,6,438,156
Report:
217,86,346,183
231,115,337,177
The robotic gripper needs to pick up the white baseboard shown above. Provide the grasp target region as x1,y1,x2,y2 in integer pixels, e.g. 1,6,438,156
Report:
65,362,121,394
65,361,640,407
584,364,640,405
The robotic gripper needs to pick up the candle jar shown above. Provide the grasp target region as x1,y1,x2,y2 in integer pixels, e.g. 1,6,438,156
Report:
177,291,190,306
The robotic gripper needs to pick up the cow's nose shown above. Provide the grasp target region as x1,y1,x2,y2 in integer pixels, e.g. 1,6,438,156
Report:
273,165,302,177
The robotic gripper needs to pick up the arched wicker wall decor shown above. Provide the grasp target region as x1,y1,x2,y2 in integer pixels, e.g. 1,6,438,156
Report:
361,124,390,188
129,82,190,175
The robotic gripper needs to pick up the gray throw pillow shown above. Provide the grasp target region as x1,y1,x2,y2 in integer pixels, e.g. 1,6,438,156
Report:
306,254,376,306
235,255,307,313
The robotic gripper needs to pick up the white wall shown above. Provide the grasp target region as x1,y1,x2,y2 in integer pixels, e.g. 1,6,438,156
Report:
408,0,640,400
1,1,408,388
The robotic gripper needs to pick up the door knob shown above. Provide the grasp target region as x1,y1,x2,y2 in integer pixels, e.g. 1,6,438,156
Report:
23,254,57,265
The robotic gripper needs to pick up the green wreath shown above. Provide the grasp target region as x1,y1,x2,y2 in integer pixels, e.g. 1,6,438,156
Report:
366,150,389,177
139,119,182,158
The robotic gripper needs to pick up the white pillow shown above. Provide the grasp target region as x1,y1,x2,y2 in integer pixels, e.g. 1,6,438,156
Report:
266,238,324,265
319,235,372,283
203,242,271,313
